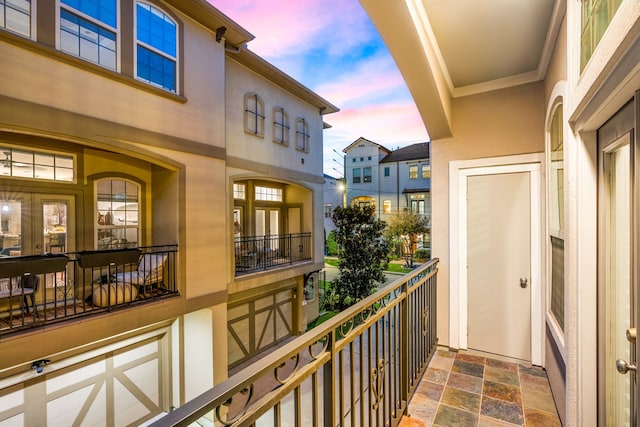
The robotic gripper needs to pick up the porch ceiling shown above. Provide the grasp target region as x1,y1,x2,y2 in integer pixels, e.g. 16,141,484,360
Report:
360,0,564,139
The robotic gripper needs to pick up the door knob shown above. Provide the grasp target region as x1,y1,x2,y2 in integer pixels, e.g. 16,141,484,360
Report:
626,328,636,343
616,359,637,375
519,277,528,288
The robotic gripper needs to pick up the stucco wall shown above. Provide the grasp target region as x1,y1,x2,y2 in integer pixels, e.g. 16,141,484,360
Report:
431,81,545,346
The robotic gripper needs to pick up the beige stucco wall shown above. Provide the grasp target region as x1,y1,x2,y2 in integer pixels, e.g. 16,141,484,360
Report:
431,81,546,346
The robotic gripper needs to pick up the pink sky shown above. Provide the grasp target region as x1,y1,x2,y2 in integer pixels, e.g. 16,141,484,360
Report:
211,0,429,176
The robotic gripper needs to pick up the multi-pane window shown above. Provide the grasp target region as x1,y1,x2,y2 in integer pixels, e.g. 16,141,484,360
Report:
324,205,332,218
549,104,564,331
96,179,140,249
383,200,391,214
422,165,431,179
409,165,418,179
0,146,74,182
60,0,117,70
295,118,309,152
1,0,31,37
136,2,177,92
352,168,361,184
255,186,282,202
273,108,289,145
233,183,246,200
384,167,390,177
581,0,622,71
244,93,265,136
363,167,372,183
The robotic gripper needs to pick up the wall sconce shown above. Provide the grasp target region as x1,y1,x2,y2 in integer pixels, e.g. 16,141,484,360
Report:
31,359,51,374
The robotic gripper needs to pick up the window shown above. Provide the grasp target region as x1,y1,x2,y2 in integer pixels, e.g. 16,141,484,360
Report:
360,157,364,162
244,93,264,136
383,200,391,214
409,165,418,179
368,156,371,161
60,0,117,70
422,165,431,179
0,146,74,182
136,2,177,92
581,0,622,70
1,0,31,37
384,167,390,177
324,204,332,218
273,108,289,145
255,186,282,202
233,183,246,200
352,158,356,163
96,179,140,249
352,168,361,184
363,167,372,183
295,118,309,151
548,104,564,331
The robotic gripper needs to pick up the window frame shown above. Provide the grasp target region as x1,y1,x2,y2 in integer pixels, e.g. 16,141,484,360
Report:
384,167,390,177
0,145,76,183
272,107,290,145
244,93,265,137
95,177,141,250
421,164,431,179
352,168,361,184
1,0,34,38
295,118,309,152
363,166,372,183
409,165,418,179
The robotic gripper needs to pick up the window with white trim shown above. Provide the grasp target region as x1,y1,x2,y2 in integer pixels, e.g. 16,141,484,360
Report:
363,167,372,183
96,178,140,249
548,103,564,331
352,168,361,184
255,186,282,202
60,0,117,70
409,165,418,179
273,107,289,145
136,1,177,92
244,93,265,136
1,0,31,37
422,164,431,179
295,118,309,152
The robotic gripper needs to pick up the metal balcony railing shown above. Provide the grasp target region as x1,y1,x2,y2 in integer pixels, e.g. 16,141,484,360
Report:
235,233,312,276
152,258,439,427
0,245,178,336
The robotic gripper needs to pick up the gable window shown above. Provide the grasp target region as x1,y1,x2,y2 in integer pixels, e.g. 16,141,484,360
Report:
96,179,140,250
60,0,117,70
422,164,431,179
1,0,31,37
363,167,372,183
136,2,177,92
548,104,564,331
581,0,622,71
273,107,289,145
352,168,361,184
409,165,418,179
244,93,265,136
295,118,309,152
0,146,74,182
384,167,390,177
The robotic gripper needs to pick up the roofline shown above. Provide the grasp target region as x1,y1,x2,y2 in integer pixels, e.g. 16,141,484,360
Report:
342,137,391,153
227,49,340,115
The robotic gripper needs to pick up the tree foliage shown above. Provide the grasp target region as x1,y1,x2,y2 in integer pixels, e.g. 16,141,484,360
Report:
385,210,430,267
326,205,389,311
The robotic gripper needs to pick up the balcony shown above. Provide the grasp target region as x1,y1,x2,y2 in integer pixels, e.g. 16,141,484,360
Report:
152,259,439,426
0,245,178,337
235,233,312,276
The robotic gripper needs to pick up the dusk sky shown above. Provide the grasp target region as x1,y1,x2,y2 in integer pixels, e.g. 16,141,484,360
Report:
211,0,430,178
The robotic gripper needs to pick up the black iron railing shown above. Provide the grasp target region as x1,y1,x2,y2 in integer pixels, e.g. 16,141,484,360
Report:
152,258,439,427
0,245,178,336
235,233,312,275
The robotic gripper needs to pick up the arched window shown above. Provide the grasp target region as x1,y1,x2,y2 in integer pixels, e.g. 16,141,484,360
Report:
295,118,309,152
548,102,564,332
96,178,140,249
135,2,177,92
273,107,289,145
244,93,265,136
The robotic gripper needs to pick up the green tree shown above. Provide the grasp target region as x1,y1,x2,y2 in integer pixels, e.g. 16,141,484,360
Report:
327,205,389,310
385,209,430,268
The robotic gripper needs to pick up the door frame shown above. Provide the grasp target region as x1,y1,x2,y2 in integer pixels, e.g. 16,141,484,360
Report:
449,153,544,365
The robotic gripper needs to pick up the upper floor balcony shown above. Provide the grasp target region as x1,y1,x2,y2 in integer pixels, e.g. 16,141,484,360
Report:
0,245,178,337
235,232,312,276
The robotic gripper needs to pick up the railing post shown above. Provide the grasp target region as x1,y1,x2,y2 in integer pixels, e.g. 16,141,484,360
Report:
323,330,336,427
400,280,409,414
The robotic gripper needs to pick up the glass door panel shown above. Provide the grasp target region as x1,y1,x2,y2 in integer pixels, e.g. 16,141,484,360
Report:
0,200,23,256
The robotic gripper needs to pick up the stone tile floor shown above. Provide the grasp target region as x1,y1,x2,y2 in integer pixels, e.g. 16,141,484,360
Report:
401,348,562,426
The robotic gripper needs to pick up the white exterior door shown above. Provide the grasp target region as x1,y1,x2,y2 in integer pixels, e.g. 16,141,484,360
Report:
467,172,531,361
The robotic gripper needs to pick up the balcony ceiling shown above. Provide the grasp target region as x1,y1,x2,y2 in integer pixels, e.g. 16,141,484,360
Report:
360,0,564,138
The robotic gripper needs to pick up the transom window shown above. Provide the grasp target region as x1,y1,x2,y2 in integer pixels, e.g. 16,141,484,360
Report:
580,0,622,71
60,0,117,70
233,183,246,200
1,0,31,37
244,93,265,136
295,118,309,152
409,165,418,179
255,186,282,202
136,2,177,92
273,107,289,145
0,146,74,182
96,179,140,249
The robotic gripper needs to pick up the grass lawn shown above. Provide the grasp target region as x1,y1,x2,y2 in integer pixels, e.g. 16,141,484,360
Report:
324,257,413,274
307,311,337,330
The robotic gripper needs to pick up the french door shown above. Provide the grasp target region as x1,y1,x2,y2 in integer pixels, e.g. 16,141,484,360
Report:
598,99,638,426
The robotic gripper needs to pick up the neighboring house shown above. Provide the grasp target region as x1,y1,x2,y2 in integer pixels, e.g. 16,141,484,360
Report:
361,0,640,425
322,173,343,245
0,1,336,424
344,138,431,248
